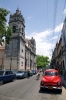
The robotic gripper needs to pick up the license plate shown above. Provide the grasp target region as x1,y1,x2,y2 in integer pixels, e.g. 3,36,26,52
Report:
48,86,53,89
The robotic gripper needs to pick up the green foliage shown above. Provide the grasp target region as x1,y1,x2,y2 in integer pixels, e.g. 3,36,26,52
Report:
36,55,50,68
0,8,12,44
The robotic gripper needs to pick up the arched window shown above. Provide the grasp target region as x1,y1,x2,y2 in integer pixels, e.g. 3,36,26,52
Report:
13,26,16,33
22,28,24,32
22,49,23,52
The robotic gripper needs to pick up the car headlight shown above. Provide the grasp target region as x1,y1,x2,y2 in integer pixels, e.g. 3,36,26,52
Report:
57,82,61,85
41,81,44,85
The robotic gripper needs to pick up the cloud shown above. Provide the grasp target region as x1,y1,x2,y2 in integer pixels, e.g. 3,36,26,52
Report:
63,9,66,14
27,15,33,20
54,23,63,33
26,29,54,59
50,36,58,40
6,22,9,26
8,9,10,11
26,23,63,60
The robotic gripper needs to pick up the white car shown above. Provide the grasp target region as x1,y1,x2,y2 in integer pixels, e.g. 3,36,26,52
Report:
16,71,28,78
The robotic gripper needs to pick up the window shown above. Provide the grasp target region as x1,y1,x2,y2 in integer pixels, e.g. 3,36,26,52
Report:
22,28,24,32
45,71,59,76
0,71,4,75
9,71,13,74
17,71,23,73
13,26,16,33
5,71,9,75
22,49,23,52
5,71,13,75
21,62,23,66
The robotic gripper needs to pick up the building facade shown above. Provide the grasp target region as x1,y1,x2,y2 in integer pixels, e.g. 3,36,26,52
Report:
4,8,36,71
61,17,66,70
0,43,5,69
51,17,66,70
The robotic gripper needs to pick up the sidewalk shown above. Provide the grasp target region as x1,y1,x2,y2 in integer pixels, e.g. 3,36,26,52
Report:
61,75,66,88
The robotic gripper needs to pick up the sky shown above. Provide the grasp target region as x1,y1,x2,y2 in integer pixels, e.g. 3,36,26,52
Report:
0,0,66,59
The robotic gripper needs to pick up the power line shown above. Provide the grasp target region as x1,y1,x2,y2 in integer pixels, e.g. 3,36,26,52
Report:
51,0,59,57
52,0,58,47
47,0,49,29
52,0,59,44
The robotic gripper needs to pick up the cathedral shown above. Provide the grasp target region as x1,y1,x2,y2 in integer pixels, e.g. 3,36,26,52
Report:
4,8,36,71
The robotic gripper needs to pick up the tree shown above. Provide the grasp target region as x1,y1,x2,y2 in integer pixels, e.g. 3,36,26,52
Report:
36,55,50,69
0,8,12,45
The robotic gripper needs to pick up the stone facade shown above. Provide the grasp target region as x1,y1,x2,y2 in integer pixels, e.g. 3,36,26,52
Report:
4,8,36,71
0,46,5,70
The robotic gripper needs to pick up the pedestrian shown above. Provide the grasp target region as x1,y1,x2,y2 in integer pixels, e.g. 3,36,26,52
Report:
36,69,40,79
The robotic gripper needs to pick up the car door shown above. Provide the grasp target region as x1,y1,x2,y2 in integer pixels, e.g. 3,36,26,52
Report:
4,71,10,82
8,71,13,81
25,71,28,77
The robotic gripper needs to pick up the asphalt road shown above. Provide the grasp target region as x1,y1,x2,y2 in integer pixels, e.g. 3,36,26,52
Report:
0,74,66,100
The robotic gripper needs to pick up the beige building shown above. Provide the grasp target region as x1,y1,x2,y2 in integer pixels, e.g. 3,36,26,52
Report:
0,42,5,69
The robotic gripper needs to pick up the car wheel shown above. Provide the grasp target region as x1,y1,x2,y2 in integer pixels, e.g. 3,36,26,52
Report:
0,80,3,85
12,78,15,82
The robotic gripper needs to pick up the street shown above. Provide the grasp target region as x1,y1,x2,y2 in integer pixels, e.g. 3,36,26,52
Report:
0,74,66,100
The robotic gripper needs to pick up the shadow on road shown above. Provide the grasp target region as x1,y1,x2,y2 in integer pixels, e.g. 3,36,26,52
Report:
39,88,62,95
62,83,66,89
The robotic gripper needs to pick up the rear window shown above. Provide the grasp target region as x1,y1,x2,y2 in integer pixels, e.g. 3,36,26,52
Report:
45,71,59,76
17,71,24,73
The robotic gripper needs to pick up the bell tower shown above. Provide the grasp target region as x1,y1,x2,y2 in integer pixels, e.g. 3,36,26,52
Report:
9,8,25,39
4,8,26,71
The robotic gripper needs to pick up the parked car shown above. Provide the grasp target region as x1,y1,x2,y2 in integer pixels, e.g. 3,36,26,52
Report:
40,69,62,93
32,70,36,75
16,70,28,78
29,70,33,76
0,70,16,85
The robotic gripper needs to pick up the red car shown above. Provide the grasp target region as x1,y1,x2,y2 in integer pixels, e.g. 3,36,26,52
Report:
40,69,62,93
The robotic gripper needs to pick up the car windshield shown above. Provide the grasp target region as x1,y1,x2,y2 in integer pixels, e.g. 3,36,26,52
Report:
0,71,4,75
17,71,24,73
45,71,59,76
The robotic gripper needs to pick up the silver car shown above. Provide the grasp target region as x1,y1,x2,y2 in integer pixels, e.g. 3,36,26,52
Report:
16,71,28,78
